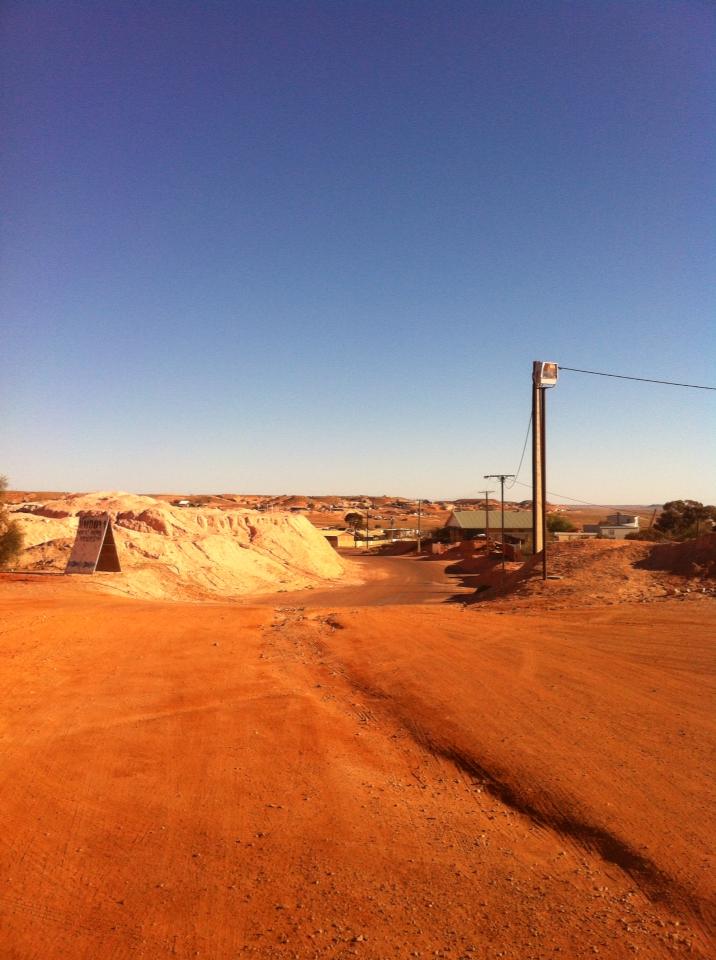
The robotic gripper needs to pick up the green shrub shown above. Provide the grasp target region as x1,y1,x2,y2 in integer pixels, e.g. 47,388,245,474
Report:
624,529,664,542
546,514,576,533
0,475,24,568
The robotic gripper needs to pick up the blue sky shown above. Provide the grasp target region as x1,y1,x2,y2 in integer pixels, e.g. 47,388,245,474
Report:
2,0,714,502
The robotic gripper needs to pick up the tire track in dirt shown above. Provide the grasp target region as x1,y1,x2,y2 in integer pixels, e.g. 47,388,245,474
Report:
420,735,696,915
356,677,711,953
263,607,708,959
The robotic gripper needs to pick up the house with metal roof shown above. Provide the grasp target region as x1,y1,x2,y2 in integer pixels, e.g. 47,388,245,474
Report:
445,509,533,546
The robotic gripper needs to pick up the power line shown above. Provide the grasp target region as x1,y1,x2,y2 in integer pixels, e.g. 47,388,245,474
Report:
559,366,716,391
510,479,604,506
506,413,532,489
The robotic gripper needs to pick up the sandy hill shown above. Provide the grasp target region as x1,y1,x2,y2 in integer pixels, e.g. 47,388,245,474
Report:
10,492,345,601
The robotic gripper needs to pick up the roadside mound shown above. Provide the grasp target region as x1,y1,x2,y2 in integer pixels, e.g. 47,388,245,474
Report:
10,492,345,601
470,537,716,608
635,534,716,579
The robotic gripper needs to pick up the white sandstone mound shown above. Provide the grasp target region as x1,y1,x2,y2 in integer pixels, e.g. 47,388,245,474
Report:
10,491,345,600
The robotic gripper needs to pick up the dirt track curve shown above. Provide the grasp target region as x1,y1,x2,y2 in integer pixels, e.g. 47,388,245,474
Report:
251,552,476,607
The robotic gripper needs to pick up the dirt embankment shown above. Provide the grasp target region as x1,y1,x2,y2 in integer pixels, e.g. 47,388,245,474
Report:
449,535,716,608
9,492,345,600
635,536,716,579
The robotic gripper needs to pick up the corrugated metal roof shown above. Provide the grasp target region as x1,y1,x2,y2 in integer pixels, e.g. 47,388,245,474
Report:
446,510,533,529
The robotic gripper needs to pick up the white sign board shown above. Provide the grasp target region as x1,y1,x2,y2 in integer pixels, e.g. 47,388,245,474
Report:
66,514,121,574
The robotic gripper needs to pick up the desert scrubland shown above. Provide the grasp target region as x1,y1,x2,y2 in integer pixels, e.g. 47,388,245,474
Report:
0,495,714,959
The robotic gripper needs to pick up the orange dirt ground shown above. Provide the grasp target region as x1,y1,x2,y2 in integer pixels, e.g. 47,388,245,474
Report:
0,557,714,960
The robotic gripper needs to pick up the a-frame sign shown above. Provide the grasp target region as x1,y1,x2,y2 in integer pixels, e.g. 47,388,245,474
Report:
66,513,121,574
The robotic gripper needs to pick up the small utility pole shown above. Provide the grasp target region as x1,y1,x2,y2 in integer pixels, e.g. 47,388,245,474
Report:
484,474,515,576
479,489,494,543
365,508,370,551
416,499,422,553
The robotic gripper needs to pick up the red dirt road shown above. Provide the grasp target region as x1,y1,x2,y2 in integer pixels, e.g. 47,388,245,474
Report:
0,562,714,959
252,553,477,607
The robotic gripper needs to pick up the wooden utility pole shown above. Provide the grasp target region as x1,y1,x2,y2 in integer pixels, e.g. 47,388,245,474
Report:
416,499,422,553
532,383,547,579
484,474,515,576
479,489,494,543
532,361,559,579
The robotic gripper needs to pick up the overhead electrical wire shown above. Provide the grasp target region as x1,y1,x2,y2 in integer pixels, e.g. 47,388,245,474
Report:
490,361,712,507
559,366,716,391
509,479,608,506
505,413,532,489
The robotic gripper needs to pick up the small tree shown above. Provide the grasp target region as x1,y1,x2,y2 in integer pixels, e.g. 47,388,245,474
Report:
0,476,23,568
431,526,451,544
546,514,576,533
344,511,364,529
654,500,716,541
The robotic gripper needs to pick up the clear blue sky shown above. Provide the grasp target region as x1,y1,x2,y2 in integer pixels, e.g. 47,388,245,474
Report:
2,0,714,503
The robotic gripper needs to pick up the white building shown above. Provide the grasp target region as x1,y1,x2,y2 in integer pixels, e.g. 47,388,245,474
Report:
583,514,640,539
